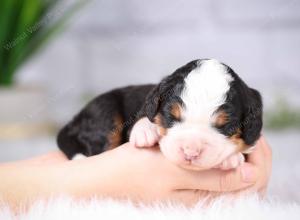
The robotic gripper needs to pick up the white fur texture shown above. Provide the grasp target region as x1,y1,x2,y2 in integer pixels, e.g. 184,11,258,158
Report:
159,125,237,170
1,195,299,220
180,59,233,120
72,154,87,160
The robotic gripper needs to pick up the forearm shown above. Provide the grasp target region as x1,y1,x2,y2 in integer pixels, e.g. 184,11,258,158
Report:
0,145,145,209
0,163,59,209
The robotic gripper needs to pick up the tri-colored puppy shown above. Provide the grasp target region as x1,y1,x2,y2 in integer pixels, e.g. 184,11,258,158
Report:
57,59,263,170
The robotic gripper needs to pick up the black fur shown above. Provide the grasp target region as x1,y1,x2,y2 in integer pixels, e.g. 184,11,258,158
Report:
57,85,155,159
215,65,263,146
140,60,198,123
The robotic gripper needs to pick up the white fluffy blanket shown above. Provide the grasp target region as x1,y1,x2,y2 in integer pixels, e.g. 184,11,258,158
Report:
1,195,299,220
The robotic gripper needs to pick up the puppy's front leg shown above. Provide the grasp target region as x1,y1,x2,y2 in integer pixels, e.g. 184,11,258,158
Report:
129,117,160,147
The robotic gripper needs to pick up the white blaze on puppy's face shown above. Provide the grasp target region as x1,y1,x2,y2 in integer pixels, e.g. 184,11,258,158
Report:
181,59,233,121
159,59,237,170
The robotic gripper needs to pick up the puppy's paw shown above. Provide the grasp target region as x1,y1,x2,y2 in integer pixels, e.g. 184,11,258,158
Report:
218,153,245,170
129,117,160,147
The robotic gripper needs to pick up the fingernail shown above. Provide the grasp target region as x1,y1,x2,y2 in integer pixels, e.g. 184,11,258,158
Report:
241,165,256,183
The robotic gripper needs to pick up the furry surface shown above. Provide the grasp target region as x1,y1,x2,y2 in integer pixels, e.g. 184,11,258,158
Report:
1,195,299,220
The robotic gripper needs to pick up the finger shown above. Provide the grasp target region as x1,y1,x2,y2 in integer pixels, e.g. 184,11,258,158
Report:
258,136,273,191
246,137,265,167
219,153,245,170
246,136,271,191
260,136,272,176
176,163,258,192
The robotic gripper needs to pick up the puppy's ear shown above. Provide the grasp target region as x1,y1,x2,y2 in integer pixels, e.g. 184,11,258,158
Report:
241,88,263,145
141,60,197,122
141,76,173,122
142,85,161,122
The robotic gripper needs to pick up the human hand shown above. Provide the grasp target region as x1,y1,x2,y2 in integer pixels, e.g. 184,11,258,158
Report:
0,136,270,209
93,135,271,205
242,136,272,195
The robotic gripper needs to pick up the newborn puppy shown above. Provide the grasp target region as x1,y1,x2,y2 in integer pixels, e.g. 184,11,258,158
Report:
57,59,263,170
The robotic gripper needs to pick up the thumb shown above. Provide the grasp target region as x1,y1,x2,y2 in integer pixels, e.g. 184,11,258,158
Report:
180,163,258,192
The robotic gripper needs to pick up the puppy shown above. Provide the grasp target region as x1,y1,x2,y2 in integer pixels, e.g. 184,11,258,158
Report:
57,59,263,170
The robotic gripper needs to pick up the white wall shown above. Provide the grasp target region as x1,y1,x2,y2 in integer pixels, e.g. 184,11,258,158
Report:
16,0,300,124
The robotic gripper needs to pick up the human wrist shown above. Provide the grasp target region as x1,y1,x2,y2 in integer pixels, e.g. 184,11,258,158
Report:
58,146,133,199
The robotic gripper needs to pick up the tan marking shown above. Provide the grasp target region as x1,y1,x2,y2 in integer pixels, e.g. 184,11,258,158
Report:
154,114,167,136
107,114,123,150
214,110,229,127
154,114,162,126
170,102,182,120
229,129,248,152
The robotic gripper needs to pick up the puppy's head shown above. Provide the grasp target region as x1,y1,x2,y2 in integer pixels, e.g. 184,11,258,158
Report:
143,59,262,170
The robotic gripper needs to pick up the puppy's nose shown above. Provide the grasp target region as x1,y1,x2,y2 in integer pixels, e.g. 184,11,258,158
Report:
182,147,200,161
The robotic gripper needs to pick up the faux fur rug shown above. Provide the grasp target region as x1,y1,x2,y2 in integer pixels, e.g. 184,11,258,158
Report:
1,195,299,220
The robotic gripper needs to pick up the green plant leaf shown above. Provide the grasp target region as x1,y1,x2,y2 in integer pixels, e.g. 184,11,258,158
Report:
0,0,87,86
20,0,87,67
0,0,23,85
4,0,43,86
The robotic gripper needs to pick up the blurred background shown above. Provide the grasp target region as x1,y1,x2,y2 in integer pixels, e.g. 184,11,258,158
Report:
0,0,299,203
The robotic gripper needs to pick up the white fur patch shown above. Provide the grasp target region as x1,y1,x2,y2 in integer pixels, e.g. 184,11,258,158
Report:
180,59,233,122
1,195,299,220
72,154,87,160
159,124,237,170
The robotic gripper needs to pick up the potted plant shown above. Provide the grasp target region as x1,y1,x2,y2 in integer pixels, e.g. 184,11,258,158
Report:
0,0,84,139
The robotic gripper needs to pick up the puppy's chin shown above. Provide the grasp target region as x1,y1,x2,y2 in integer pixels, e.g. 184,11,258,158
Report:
158,128,238,170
